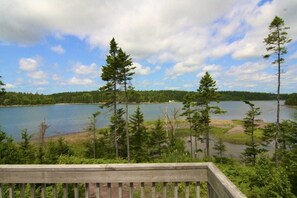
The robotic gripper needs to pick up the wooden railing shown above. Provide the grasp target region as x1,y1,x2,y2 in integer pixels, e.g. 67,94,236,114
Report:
0,163,246,198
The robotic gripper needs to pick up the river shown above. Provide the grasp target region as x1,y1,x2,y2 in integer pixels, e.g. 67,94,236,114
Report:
0,101,296,140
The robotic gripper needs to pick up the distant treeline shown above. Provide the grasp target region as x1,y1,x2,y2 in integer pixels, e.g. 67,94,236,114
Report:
285,93,297,106
0,90,291,106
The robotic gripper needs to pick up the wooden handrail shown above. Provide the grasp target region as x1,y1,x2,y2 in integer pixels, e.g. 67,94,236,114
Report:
0,163,246,198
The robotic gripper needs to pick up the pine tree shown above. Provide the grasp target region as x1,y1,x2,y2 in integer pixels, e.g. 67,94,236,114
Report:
149,119,168,157
87,111,100,159
196,72,222,157
129,106,148,162
117,48,135,162
0,76,5,97
213,138,226,163
242,101,264,165
19,129,34,164
181,93,195,159
263,16,292,165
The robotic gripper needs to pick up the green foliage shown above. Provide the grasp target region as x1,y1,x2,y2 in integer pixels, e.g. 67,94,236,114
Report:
213,138,226,162
44,137,73,164
0,129,20,164
148,119,168,157
285,93,297,106
0,75,5,97
129,106,149,162
18,129,35,164
58,155,128,164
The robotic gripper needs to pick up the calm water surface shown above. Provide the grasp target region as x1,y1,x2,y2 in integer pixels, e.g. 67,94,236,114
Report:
0,101,296,140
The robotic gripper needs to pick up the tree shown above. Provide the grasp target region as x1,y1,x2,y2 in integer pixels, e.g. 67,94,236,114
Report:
100,38,121,157
149,119,168,157
0,129,20,164
242,101,264,165
19,129,35,164
181,93,195,159
263,16,292,165
44,137,73,164
0,76,5,97
87,111,100,159
117,48,135,162
195,72,222,157
129,106,148,162
213,138,226,163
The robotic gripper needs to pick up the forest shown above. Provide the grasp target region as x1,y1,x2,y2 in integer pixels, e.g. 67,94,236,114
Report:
0,90,292,106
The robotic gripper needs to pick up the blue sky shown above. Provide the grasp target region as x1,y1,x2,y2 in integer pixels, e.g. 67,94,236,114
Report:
0,0,296,94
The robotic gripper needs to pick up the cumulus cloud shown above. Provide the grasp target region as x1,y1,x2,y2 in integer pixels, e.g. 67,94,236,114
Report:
27,70,47,79
19,58,39,71
73,62,99,76
66,77,93,85
134,62,152,75
4,83,16,89
226,62,268,76
51,45,65,54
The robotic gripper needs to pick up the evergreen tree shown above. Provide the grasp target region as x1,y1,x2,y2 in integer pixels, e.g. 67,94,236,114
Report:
263,16,292,165
44,138,73,164
195,72,222,157
0,76,5,97
242,101,264,165
87,111,100,159
213,138,226,163
100,38,121,157
19,129,35,164
181,93,195,159
129,106,148,162
149,119,168,157
117,48,135,162
0,129,20,164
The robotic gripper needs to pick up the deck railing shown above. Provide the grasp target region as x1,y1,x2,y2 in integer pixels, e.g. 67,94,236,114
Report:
0,162,246,198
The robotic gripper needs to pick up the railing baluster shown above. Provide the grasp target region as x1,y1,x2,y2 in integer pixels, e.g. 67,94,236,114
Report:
141,182,145,198
163,182,167,198
174,182,178,198
129,182,134,198
20,184,25,198
0,184,3,198
41,184,46,198
53,184,57,198
185,182,189,198
196,181,200,198
74,183,79,198
107,183,111,198
96,183,100,198
63,183,68,198
118,183,122,198
30,184,35,198
151,182,156,198
85,183,89,198
9,183,14,198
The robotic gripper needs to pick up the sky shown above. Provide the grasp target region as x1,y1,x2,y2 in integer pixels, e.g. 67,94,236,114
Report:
0,0,297,94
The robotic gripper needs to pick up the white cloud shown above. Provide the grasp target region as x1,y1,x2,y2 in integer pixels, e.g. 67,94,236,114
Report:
32,79,48,85
19,58,39,71
4,83,16,89
51,45,65,54
134,62,152,75
27,70,47,79
73,62,99,77
226,62,268,76
67,77,93,85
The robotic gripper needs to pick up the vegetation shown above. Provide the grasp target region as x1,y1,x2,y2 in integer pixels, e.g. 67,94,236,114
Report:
242,101,265,165
285,93,297,106
263,16,292,165
0,90,290,106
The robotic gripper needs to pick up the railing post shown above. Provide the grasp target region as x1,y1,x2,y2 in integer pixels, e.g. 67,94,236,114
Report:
196,181,200,198
63,183,68,198
119,183,122,198
41,184,46,198
129,182,134,198
0,184,3,198
74,183,79,198
174,182,178,198
151,182,156,198
9,183,14,198
96,183,100,198
163,182,167,198
30,184,35,198
141,182,145,198
53,184,57,198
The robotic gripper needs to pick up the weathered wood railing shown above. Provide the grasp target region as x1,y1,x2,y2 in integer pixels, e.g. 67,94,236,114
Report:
0,163,246,198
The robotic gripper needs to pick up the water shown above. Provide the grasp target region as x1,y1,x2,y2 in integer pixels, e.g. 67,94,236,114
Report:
0,101,296,140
